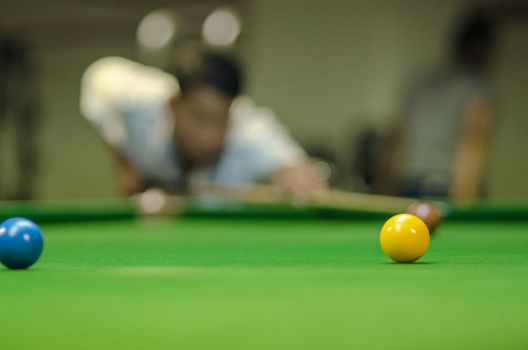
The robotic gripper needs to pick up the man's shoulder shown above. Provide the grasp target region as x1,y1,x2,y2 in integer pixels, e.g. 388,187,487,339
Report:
84,56,134,74
82,57,138,87
80,57,177,149
82,56,179,103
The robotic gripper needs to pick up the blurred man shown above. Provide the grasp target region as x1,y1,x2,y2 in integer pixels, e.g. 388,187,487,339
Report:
80,52,326,198
376,14,496,200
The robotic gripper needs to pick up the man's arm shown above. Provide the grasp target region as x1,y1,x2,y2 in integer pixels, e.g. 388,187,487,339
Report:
232,98,329,199
80,57,149,196
111,150,146,196
273,159,328,200
450,98,494,200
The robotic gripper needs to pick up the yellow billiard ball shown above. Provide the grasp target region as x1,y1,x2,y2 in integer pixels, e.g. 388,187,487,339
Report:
380,214,430,263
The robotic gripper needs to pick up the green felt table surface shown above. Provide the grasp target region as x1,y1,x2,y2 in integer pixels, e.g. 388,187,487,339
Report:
1,217,528,350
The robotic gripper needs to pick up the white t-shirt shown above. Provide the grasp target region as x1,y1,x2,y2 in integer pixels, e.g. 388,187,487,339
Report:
80,57,305,191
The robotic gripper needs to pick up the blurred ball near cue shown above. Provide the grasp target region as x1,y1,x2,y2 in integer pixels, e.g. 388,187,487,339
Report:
406,201,443,235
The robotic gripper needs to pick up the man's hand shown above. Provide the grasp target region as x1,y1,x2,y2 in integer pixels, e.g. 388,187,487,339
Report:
273,160,330,201
119,167,146,196
114,152,146,196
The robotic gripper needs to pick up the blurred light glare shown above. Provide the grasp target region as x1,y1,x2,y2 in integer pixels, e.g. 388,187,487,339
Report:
202,8,241,47
137,10,176,49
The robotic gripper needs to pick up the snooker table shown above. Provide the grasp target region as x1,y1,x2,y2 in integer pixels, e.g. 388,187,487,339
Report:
1,199,528,350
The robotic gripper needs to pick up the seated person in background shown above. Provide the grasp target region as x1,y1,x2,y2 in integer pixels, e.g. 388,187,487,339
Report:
80,51,326,198
376,14,496,200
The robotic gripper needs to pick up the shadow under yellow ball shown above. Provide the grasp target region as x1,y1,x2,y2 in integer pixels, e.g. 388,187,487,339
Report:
380,214,430,263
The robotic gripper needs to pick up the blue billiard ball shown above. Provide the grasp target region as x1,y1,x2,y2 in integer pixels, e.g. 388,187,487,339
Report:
0,218,44,269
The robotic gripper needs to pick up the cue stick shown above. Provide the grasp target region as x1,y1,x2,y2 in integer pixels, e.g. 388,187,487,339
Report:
192,183,419,213
132,183,431,216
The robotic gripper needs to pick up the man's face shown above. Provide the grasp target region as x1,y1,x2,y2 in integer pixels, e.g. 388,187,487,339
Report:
172,87,233,168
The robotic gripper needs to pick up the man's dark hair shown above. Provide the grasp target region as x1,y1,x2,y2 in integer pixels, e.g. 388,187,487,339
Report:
173,51,242,98
452,13,496,60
